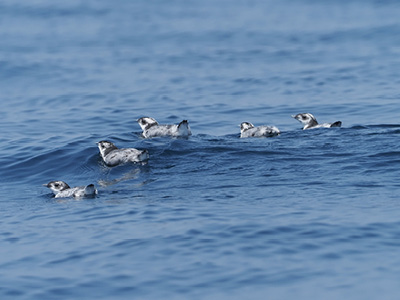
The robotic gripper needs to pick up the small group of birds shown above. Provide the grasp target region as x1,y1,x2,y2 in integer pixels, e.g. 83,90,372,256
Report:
240,112,341,137
45,113,341,198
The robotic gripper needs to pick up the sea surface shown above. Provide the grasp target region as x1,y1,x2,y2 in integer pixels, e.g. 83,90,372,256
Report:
1,0,400,299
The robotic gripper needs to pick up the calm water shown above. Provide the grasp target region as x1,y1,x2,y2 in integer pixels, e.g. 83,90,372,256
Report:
1,0,400,299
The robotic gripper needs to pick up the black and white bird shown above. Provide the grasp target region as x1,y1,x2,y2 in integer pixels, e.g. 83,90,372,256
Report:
97,141,149,167
240,122,280,138
137,117,191,138
44,181,97,198
292,113,342,130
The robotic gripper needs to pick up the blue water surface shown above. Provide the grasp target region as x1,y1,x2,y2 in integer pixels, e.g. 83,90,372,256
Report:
1,0,400,299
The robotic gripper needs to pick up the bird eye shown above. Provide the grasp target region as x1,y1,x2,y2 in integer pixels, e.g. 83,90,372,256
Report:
55,183,59,187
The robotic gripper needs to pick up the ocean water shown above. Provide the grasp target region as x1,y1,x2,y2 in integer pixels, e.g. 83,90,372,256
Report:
1,0,400,299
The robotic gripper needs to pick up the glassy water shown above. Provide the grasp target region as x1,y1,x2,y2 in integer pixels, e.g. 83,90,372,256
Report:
1,0,400,299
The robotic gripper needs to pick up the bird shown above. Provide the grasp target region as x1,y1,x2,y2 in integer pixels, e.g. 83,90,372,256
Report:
137,117,191,138
97,140,149,167
292,113,342,130
44,180,97,198
240,122,280,138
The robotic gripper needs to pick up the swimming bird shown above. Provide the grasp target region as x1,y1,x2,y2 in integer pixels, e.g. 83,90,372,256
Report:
97,140,149,167
137,117,191,138
44,180,97,198
240,122,280,138
292,113,342,130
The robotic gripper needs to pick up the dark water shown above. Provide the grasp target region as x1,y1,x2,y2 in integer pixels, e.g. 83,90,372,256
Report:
1,0,400,299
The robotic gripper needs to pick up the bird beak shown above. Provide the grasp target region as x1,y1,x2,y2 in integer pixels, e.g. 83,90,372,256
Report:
291,115,296,118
